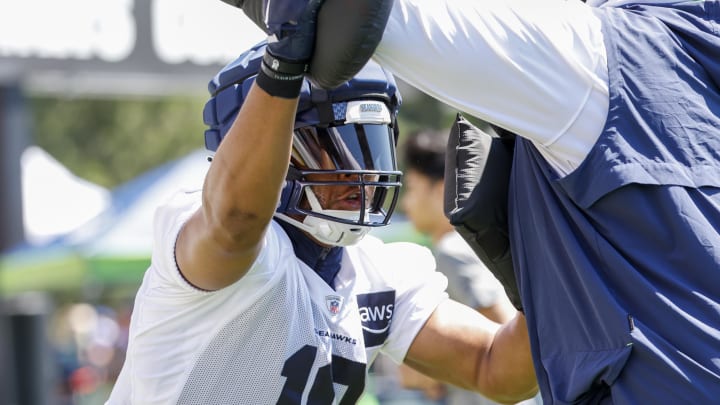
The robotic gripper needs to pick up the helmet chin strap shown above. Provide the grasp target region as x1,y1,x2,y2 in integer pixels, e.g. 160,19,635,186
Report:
274,188,371,247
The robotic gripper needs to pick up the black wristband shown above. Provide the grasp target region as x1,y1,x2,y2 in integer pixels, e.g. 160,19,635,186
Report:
262,51,309,76
256,63,304,99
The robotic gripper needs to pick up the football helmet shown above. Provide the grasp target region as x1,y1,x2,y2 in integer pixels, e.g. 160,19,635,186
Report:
203,41,402,246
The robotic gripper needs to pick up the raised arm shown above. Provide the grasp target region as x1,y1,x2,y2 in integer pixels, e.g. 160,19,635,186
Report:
404,300,538,403
176,87,297,290
175,0,324,291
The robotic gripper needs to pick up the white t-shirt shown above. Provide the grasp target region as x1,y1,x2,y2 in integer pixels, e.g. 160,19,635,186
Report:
374,0,610,175
106,190,448,404
434,231,506,310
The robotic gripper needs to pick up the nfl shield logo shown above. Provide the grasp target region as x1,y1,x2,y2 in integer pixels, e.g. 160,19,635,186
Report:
325,295,342,315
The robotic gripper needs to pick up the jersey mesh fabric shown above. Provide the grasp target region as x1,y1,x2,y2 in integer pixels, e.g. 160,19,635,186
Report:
107,192,448,404
176,275,315,404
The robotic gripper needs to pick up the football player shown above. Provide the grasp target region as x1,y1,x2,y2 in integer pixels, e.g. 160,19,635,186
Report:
105,2,536,403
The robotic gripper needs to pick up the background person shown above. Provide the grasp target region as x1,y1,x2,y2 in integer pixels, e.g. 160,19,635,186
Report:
400,129,516,324
398,128,540,405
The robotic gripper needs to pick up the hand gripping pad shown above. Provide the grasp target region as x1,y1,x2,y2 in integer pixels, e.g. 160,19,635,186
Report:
221,0,394,89
443,113,523,311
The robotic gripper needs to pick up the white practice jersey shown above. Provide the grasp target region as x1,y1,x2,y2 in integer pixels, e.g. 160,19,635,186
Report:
107,190,448,405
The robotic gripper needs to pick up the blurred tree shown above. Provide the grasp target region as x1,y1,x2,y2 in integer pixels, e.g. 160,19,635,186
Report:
396,85,456,137
30,96,207,188
394,85,493,141
393,87,496,174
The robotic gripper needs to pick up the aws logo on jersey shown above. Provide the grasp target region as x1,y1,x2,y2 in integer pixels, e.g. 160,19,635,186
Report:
356,290,396,347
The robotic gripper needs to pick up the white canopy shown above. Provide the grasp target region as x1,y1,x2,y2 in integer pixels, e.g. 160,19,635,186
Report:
64,148,211,258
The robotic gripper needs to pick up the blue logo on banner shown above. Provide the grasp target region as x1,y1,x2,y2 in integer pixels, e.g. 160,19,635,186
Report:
356,290,396,347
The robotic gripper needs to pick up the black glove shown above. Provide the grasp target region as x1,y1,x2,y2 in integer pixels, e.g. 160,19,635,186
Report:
224,0,394,90
255,0,324,98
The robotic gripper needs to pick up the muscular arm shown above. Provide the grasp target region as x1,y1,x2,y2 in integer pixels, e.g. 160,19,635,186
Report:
175,84,299,290
404,299,538,403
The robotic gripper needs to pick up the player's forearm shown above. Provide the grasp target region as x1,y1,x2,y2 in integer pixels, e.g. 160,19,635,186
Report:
202,83,298,245
403,299,534,401
479,312,538,402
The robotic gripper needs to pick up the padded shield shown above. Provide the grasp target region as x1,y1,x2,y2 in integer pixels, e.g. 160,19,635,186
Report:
443,113,522,311
221,0,394,90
